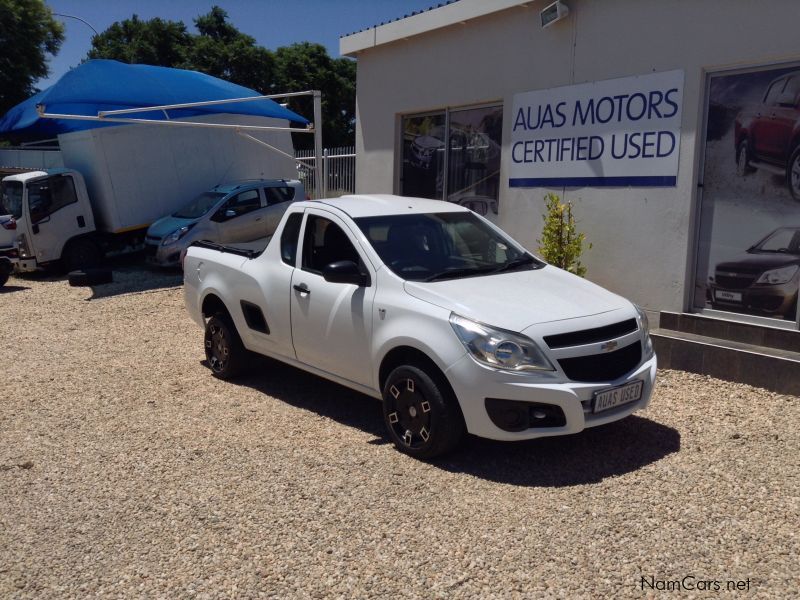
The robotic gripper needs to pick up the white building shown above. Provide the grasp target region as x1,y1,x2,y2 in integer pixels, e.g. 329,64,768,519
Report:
340,0,800,339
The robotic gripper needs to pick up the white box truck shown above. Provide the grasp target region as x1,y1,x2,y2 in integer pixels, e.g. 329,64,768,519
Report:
0,114,297,271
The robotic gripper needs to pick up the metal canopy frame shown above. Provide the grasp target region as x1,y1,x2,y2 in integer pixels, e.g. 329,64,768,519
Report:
36,89,325,198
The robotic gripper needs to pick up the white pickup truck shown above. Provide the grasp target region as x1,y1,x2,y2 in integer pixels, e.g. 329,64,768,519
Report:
184,194,656,458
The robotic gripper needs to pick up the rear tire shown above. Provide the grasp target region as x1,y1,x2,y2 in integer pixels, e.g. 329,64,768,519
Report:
63,238,102,271
204,313,250,379
0,271,8,288
382,365,465,459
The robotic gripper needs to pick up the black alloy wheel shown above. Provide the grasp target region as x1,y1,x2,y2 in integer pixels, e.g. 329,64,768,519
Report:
204,313,248,379
382,365,465,459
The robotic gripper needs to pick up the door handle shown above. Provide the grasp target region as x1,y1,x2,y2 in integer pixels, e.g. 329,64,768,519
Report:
293,283,310,295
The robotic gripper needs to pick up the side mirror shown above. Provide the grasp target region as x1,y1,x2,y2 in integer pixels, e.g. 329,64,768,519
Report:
211,208,237,222
322,260,369,286
32,214,50,226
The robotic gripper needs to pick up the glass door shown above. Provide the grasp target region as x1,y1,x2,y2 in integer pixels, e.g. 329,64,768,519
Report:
693,63,800,329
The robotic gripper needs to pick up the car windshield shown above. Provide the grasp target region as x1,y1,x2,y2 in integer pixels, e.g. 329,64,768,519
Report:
0,181,23,219
355,212,543,282
172,191,226,219
752,228,800,254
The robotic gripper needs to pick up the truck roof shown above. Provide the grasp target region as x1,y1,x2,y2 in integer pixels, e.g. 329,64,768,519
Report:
311,194,469,218
212,178,302,194
2,168,72,183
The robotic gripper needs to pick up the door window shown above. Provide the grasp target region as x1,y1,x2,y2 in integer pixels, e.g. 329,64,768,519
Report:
28,176,78,223
280,212,303,265
0,181,23,219
265,186,295,206
783,76,800,107
222,189,261,218
764,78,786,105
301,215,361,273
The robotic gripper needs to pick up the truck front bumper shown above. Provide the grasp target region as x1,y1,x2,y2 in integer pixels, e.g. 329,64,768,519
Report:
445,352,657,441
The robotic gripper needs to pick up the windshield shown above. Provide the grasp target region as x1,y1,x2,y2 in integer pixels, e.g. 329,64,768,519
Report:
752,228,800,254
172,191,225,219
355,212,542,281
0,181,23,219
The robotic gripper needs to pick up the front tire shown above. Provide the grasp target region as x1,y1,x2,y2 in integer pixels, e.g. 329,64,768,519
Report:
736,140,754,176
382,365,465,459
204,313,250,379
63,238,102,271
787,145,800,201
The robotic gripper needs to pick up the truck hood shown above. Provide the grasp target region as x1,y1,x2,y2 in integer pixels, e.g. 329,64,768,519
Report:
147,215,196,239
403,265,630,332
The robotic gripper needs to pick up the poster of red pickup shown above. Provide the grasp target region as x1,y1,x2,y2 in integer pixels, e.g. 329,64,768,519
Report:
695,64,800,323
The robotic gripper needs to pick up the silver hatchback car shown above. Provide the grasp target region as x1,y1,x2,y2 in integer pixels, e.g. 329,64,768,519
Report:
145,179,304,267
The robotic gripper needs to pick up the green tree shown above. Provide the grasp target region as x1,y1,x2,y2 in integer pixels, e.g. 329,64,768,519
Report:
186,7,275,96
86,8,355,148
537,193,591,277
87,14,191,67
0,0,64,116
273,42,356,148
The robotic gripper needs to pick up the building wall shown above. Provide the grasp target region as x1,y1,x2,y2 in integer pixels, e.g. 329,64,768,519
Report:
351,0,800,311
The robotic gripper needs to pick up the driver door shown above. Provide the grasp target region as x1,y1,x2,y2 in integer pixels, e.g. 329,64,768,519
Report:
26,174,88,263
290,209,376,386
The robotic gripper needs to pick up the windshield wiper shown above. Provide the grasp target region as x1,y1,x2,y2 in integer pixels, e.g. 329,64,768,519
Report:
491,255,536,274
423,265,497,282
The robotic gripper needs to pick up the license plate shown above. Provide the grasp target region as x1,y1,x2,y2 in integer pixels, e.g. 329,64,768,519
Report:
715,290,742,303
593,380,643,414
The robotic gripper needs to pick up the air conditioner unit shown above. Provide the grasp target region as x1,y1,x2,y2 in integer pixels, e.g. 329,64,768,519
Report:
541,1,569,28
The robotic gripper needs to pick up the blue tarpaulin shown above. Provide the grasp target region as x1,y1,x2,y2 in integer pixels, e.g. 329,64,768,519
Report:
0,59,309,141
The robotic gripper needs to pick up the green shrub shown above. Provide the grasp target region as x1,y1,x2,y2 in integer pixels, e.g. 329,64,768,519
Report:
537,193,591,277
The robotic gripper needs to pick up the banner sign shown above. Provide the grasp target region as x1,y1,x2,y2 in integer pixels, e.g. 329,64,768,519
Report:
509,69,684,187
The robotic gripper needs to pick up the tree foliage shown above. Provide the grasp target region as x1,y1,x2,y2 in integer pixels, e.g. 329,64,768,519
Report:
86,6,355,147
0,0,64,116
274,42,356,150
87,15,191,67
537,193,591,277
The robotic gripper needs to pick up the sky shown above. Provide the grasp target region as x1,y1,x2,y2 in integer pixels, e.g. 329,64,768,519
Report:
41,0,443,87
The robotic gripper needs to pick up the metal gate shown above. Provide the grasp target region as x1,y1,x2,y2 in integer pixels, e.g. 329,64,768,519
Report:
296,146,355,199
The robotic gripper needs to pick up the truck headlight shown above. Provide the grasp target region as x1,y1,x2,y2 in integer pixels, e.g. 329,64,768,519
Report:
162,225,194,246
755,265,799,285
449,313,554,372
634,304,654,359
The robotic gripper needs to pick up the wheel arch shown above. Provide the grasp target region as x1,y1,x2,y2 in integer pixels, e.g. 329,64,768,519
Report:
201,291,231,320
60,233,99,263
378,344,456,399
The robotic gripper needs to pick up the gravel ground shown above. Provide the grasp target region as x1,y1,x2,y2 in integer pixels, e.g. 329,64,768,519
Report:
0,267,798,599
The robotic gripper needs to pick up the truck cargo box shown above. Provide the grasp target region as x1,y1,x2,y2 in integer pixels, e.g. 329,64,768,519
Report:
57,114,296,233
